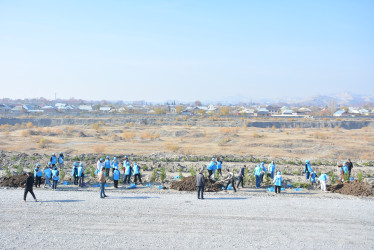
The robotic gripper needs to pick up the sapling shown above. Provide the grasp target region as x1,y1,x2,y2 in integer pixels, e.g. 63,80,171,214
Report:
357,172,363,182
16,165,24,175
151,169,157,182
4,166,11,178
178,167,183,180
160,166,166,183
189,167,196,177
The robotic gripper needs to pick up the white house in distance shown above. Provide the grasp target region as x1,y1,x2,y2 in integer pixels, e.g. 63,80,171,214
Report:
78,105,93,112
99,106,111,112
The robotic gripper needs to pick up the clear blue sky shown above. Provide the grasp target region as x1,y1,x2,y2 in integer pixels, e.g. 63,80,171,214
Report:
0,0,373,103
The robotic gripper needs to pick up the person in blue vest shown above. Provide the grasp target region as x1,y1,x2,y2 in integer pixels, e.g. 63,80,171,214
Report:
273,172,283,194
104,156,111,177
34,163,43,188
133,163,142,184
216,159,223,176
207,158,216,180
123,156,132,184
260,162,267,183
304,160,313,180
318,173,328,192
58,152,64,171
52,166,59,190
268,161,276,179
310,171,317,187
72,162,79,185
50,153,57,165
113,167,120,188
111,156,119,174
254,164,262,188
44,164,52,189
341,162,349,182
78,162,85,187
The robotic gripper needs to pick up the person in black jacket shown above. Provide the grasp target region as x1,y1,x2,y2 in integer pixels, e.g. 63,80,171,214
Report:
347,159,353,177
196,169,205,199
24,172,37,202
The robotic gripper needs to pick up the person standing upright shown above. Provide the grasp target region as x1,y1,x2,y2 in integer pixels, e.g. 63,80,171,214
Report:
273,172,283,194
347,159,353,177
123,156,132,184
111,157,119,174
304,160,313,180
72,162,79,185
237,165,246,188
24,172,37,202
77,162,85,187
34,163,42,188
196,169,205,199
50,153,57,166
254,164,262,188
104,156,111,177
51,166,59,191
268,161,276,179
207,158,216,180
133,163,142,184
113,167,120,188
216,159,223,176
98,167,107,198
318,173,328,192
58,152,64,171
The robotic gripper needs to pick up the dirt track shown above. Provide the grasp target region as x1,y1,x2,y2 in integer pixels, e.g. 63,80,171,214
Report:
0,188,373,249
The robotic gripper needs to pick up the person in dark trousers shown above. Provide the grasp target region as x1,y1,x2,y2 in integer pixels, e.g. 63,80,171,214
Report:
237,165,246,188
24,172,37,202
347,159,353,177
72,162,79,185
98,167,107,198
196,169,205,199
78,163,85,187
223,169,236,192
34,163,42,188
52,166,59,191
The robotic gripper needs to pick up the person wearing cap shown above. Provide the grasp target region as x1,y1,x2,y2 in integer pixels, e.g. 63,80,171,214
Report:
318,173,328,192
273,172,283,194
24,172,37,202
52,166,59,191
44,163,52,189
50,153,57,165
104,156,111,177
268,161,276,179
207,158,216,180
111,156,119,174
216,159,223,176
97,158,104,173
58,152,64,171
98,166,107,198
72,162,79,185
77,162,85,187
237,165,246,189
223,169,236,192
123,156,132,184
260,162,267,183
304,160,313,180
113,167,120,188
254,164,262,188
133,163,142,184
34,164,43,188
196,169,205,199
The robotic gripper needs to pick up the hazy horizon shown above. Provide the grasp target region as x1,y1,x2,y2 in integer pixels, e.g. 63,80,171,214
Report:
1,1,373,102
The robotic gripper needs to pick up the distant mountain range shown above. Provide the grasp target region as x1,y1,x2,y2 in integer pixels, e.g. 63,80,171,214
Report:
202,92,374,106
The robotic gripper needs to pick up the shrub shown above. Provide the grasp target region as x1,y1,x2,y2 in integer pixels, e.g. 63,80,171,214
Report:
4,166,11,178
328,172,337,184
60,169,66,181
160,167,166,182
344,173,349,181
151,169,157,182
121,131,136,140
293,171,300,175
357,172,363,182
93,145,106,154
143,165,148,171
189,167,196,176
90,166,96,178
16,165,24,175
39,137,51,148
282,170,287,175
178,167,183,180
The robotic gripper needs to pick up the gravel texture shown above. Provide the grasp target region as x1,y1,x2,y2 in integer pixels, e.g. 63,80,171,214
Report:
1,186,373,249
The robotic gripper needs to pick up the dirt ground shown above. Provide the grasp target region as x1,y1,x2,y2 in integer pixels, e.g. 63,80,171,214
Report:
0,187,373,249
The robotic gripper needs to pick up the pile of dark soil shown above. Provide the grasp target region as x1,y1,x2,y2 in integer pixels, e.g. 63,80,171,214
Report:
0,174,28,188
327,180,374,196
170,176,223,192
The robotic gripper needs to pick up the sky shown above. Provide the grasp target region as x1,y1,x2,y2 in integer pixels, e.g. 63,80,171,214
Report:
0,0,373,103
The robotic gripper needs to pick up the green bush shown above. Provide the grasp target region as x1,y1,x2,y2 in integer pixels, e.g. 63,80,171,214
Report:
357,172,363,182
151,169,157,182
189,167,196,176
344,173,349,181
90,166,96,178
60,169,66,181
178,167,183,180
328,171,337,184
4,166,11,178
282,170,287,175
16,165,24,175
160,167,166,182
143,165,148,171
293,171,300,175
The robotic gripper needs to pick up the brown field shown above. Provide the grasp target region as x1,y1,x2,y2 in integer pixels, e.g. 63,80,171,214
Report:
1,121,374,162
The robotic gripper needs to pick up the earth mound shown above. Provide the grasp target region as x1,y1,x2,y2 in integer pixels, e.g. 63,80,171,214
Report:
0,174,28,188
170,176,223,192
327,180,374,196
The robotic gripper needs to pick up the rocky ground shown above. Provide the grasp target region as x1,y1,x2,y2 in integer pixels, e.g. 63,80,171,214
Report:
0,186,373,249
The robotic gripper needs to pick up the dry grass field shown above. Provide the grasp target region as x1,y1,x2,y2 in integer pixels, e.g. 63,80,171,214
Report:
1,121,374,162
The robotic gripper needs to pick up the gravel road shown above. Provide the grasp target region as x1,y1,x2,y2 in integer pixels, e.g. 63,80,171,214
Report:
1,187,373,249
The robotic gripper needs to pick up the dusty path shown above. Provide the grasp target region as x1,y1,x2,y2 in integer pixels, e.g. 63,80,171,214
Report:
0,188,373,249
